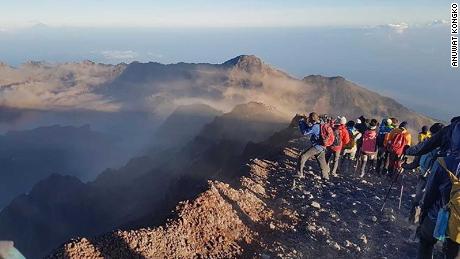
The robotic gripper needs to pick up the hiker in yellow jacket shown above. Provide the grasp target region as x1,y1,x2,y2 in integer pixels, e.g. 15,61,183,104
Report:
418,126,431,143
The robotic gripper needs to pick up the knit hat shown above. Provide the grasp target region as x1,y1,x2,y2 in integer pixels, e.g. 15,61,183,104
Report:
386,118,392,126
340,116,347,125
421,125,429,133
399,121,408,129
369,119,378,130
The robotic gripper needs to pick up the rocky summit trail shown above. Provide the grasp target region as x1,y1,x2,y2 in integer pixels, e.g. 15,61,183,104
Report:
50,135,419,259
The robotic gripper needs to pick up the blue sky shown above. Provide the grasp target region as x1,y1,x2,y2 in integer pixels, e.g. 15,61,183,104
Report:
0,0,450,28
0,1,458,120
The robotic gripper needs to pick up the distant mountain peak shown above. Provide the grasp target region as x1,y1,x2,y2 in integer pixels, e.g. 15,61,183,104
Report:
223,55,262,66
222,55,267,73
303,74,346,83
23,60,47,67
222,55,290,78
81,60,96,66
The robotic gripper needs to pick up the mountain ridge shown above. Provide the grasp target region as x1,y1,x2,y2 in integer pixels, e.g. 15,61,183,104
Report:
48,118,419,258
0,101,290,258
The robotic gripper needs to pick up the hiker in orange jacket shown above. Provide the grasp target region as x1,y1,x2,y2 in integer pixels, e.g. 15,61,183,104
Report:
385,122,412,147
385,121,412,176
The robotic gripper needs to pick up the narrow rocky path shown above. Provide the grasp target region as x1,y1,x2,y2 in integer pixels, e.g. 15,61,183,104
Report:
249,137,418,258
50,136,420,259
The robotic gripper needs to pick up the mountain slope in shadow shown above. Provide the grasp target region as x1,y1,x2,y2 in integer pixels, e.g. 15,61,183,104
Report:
0,102,289,258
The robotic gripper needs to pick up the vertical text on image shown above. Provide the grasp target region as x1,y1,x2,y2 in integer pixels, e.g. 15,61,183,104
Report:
452,3,458,67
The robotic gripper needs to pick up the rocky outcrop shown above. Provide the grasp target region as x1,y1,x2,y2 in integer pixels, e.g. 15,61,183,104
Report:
49,125,419,258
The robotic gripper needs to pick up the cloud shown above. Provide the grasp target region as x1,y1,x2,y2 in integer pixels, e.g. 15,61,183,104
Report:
0,62,122,111
384,23,409,34
428,19,448,26
101,50,138,60
147,52,164,59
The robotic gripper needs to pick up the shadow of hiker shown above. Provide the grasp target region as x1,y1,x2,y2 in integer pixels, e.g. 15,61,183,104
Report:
215,188,267,256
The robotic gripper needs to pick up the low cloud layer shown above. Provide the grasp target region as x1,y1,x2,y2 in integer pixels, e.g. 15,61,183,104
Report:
0,62,122,111
101,50,139,60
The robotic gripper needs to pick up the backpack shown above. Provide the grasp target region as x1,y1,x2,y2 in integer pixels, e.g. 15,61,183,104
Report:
344,129,356,149
298,119,308,135
437,158,460,243
377,131,387,148
331,127,342,147
320,123,335,147
362,130,377,153
389,131,408,156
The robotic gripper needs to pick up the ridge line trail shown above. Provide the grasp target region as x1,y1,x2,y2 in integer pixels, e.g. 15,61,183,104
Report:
238,136,418,258
51,135,418,259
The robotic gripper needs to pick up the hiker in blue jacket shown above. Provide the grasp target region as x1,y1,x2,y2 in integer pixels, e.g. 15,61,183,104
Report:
405,116,460,259
297,112,330,180
376,118,393,175
403,123,445,223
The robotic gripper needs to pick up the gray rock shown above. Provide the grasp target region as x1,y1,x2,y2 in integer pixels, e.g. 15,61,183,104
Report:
311,201,321,209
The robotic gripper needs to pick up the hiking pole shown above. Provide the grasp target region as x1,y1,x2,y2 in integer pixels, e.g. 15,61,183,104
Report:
398,156,408,210
380,155,407,212
380,170,400,212
398,172,405,209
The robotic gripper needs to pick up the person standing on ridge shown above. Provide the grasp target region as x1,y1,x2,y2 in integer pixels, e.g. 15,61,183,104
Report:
358,119,379,177
404,117,460,259
376,118,393,175
326,116,350,177
418,125,431,144
403,123,445,224
355,116,367,156
385,121,412,176
297,112,333,180
342,121,362,173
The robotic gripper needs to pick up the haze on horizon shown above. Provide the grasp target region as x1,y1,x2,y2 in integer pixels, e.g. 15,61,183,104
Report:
0,0,458,120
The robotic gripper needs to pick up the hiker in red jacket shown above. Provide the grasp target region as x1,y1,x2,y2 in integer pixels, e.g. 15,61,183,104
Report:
326,116,350,177
358,119,379,177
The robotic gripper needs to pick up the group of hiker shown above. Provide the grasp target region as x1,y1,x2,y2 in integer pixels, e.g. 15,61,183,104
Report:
296,112,460,258
297,113,411,180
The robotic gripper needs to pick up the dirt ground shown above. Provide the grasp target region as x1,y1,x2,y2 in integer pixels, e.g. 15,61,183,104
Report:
50,136,425,259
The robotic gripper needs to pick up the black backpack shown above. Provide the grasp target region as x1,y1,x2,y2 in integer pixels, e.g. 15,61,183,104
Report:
377,132,386,147
332,127,342,147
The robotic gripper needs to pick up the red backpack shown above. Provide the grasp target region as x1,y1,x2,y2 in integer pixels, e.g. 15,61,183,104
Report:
321,123,335,147
389,131,408,156
362,129,377,153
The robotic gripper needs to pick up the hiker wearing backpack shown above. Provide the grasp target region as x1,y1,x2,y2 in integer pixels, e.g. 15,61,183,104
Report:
357,119,379,177
385,121,412,177
343,120,362,161
326,116,350,177
405,117,460,259
418,125,432,144
355,116,368,157
376,118,394,175
297,112,333,180
403,123,445,224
